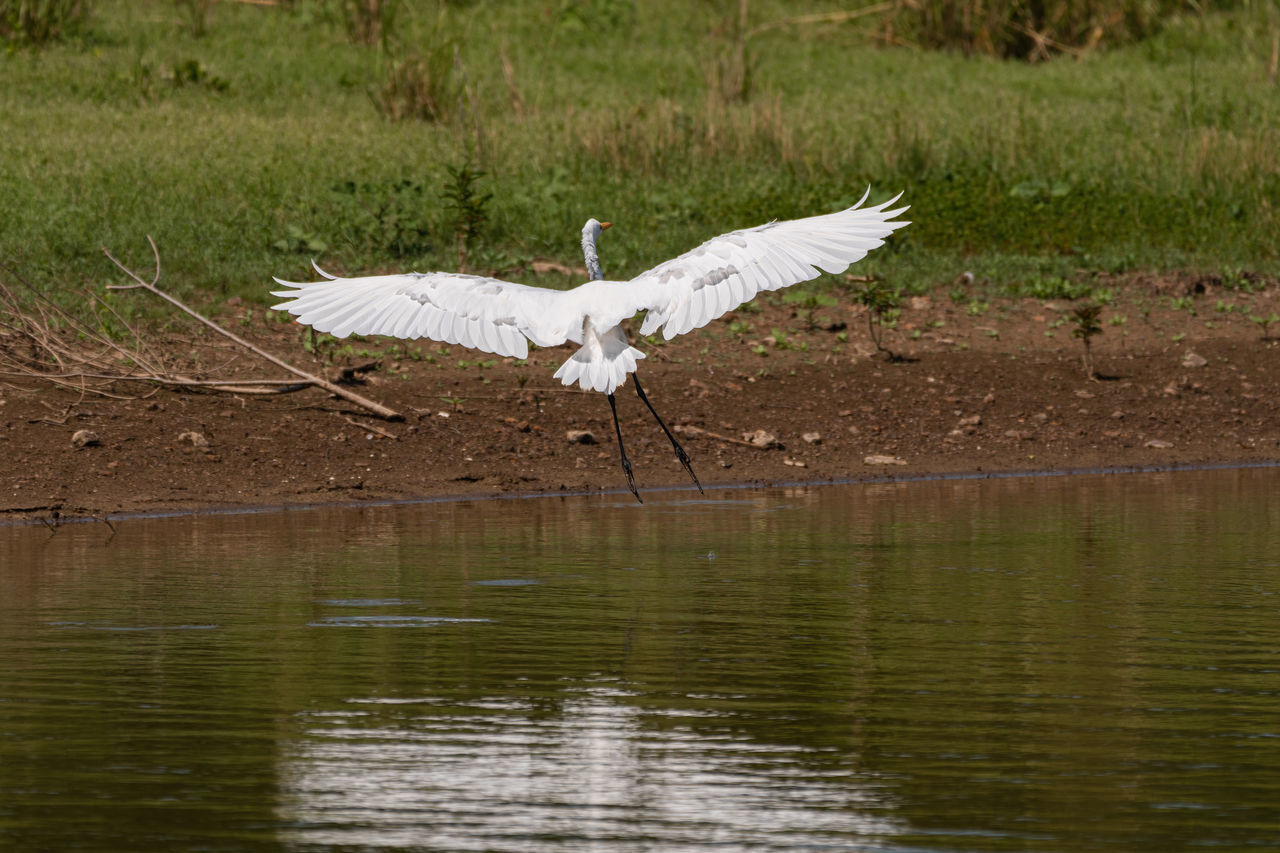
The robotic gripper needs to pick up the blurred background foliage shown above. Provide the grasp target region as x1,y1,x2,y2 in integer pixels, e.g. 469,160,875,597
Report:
1,0,1276,304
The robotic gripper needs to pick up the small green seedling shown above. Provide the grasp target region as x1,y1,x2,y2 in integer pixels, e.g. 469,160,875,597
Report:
1070,301,1103,380
854,280,902,360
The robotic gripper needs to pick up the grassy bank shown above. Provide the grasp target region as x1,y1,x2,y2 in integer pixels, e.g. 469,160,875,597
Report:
1,0,1277,309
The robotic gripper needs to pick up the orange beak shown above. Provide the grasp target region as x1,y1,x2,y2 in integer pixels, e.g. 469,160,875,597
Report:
600,221,612,230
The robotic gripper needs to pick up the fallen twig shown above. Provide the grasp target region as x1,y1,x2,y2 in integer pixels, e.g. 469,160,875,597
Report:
342,415,398,440
102,237,402,421
672,423,765,448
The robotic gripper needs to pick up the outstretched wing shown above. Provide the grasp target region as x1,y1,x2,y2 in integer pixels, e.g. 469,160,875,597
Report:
631,190,909,340
271,269,571,359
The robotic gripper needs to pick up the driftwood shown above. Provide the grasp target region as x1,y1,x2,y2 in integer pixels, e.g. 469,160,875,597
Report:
101,238,402,421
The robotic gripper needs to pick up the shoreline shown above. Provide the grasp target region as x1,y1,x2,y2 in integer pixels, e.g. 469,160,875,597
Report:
4,286,1278,526
6,458,1279,530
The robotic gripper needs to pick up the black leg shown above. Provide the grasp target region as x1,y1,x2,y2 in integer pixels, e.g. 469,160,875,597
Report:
633,374,703,494
608,393,642,503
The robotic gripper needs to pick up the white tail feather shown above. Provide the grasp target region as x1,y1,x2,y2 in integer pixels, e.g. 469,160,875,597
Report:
552,321,645,395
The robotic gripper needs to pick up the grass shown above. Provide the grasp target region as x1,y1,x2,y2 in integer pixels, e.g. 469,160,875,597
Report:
2,0,1278,312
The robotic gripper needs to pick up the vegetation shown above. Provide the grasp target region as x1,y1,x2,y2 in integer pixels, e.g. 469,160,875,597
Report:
1069,300,1104,378
1,0,1277,312
853,280,903,360
1,0,89,44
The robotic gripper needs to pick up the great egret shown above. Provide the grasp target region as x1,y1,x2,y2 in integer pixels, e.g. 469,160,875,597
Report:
271,189,909,501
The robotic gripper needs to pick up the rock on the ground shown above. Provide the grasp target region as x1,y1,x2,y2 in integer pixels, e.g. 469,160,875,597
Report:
71,429,99,448
743,429,781,449
566,429,597,445
865,454,907,465
179,430,209,448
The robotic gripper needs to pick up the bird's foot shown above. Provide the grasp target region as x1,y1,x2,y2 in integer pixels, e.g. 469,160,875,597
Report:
672,443,704,494
621,457,642,504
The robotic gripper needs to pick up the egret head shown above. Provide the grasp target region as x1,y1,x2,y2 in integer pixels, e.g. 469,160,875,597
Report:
583,218,612,242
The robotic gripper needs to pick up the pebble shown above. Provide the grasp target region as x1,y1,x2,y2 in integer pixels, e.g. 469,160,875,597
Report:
566,430,597,445
743,429,781,449
1182,352,1208,368
71,429,99,448
178,430,209,448
864,454,907,466
802,432,822,445
1145,439,1174,449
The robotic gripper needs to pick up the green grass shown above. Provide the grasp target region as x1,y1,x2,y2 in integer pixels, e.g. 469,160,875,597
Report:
2,0,1278,310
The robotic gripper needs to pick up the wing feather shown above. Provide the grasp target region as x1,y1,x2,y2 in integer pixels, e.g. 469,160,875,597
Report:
628,192,909,341
271,271,567,359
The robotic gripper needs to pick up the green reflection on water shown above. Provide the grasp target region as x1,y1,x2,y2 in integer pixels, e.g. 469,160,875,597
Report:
1,469,1279,851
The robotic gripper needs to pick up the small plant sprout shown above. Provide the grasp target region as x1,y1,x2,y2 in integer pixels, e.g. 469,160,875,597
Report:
439,395,466,412
1070,301,1103,380
1250,312,1279,341
442,162,492,272
854,280,902,360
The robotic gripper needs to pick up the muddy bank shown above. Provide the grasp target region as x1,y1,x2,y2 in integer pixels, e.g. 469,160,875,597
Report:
3,280,1278,523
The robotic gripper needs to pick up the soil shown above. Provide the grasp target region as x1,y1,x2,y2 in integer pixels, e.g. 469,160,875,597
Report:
3,271,1279,525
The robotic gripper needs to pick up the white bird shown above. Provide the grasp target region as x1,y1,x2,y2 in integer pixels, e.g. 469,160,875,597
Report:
271,189,909,501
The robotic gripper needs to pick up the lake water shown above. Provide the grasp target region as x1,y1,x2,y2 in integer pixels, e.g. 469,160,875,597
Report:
2,468,1279,851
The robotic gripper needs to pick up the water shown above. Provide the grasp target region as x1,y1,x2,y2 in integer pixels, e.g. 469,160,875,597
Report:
2,468,1279,851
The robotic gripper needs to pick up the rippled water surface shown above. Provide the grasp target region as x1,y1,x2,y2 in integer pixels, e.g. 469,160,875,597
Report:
3,469,1280,851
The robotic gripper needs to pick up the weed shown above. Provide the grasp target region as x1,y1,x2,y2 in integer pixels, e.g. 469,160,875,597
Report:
854,281,902,360
1019,276,1093,301
1,0,87,45
702,0,752,105
176,0,215,38
442,162,491,272
1070,301,1103,379
377,42,459,123
1221,268,1263,293
1250,312,1279,341
274,225,328,256
334,0,401,47
300,327,342,362
167,58,230,92
884,0,1204,61
1170,296,1196,314
329,178,432,258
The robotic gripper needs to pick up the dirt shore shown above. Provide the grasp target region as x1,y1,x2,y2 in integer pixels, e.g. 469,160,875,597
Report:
3,273,1278,524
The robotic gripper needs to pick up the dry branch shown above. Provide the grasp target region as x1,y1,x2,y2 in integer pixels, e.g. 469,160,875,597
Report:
672,423,768,448
1,241,403,420
101,238,402,421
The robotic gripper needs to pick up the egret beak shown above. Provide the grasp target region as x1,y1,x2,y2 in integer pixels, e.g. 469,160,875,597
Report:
600,221,612,230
